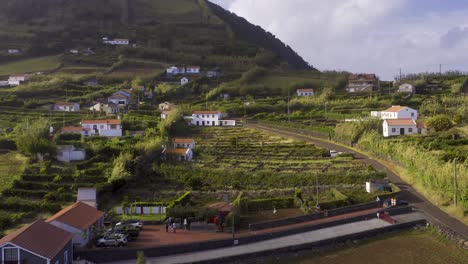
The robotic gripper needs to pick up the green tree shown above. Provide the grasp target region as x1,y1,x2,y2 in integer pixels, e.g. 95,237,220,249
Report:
427,115,453,132
14,118,55,159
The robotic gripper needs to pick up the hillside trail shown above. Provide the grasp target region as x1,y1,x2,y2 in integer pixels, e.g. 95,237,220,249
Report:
244,122,468,241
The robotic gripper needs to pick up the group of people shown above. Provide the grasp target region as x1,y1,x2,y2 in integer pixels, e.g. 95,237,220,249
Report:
165,217,192,233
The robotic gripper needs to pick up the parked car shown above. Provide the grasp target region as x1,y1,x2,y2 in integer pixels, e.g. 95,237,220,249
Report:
96,234,127,247
113,226,140,241
115,220,143,230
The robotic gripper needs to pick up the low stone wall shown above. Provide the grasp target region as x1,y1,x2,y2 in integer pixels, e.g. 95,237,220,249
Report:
249,201,380,231
75,206,414,263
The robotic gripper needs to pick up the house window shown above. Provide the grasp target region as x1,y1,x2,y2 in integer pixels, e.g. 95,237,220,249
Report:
391,128,396,133
4,247,19,264
202,115,205,118
64,250,68,264
411,113,415,117
408,128,413,133
110,124,117,129
212,115,215,118
100,125,104,129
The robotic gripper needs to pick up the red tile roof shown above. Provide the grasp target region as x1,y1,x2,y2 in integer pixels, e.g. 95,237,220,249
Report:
0,220,73,260
82,119,121,125
61,126,83,133
383,105,408,112
174,138,195,144
384,119,416,126
193,111,221,115
297,88,314,93
349,73,377,80
47,202,105,231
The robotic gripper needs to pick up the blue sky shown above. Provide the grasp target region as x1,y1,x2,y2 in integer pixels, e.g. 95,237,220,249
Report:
210,0,468,80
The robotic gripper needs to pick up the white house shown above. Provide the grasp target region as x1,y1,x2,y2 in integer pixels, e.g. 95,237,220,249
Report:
81,119,122,137
56,145,86,162
164,148,193,162
181,77,189,86
69,49,79,54
77,188,97,208
108,93,130,105
47,202,105,248
346,73,380,93
296,88,314,97
207,70,220,78
186,66,200,74
190,111,236,126
366,179,390,193
54,102,80,112
398,83,416,94
383,119,428,137
8,74,29,86
102,37,129,45
7,49,20,54
166,66,186,75
371,106,418,120
173,138,195,149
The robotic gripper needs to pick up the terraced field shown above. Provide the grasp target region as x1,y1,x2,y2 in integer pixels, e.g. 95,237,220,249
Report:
193,127,368,175
0,106,85,128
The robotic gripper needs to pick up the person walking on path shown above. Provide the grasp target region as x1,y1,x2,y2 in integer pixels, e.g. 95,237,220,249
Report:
183,218,188,230
172,222,177,233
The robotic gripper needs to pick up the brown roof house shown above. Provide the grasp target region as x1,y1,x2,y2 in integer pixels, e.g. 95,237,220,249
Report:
173,138,195,149
0,220,74,264
47,202,105,248
346,74,380,93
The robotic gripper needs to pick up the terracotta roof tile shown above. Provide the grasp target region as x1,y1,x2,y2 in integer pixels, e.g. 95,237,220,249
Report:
61,126,84,133
82,119,121,125
297,88,314,92
0,220,73,260
383,105,408,112
166,148,190,155
193,111,221,115
384,119,416,126
47,202,104,231
174,138,195,144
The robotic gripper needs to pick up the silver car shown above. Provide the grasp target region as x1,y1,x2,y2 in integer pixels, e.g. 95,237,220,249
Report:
96,234,127,247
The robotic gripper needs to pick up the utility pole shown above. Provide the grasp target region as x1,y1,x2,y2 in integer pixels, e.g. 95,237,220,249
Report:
440,64,442,75
454,158,458,206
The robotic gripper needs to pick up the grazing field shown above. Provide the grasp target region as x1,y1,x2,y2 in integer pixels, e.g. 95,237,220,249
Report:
250,70,345,89
0,55,60,76
0,152,27,193
287,229,468,264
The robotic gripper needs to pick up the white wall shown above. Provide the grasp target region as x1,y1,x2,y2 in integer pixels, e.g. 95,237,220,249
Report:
219,120,236,126
57,149,86,162
82,124,122,137
174,142,195,149
383,123,418,137
55,104,80,112
372,108,418,120
108,98,128,105
191,113,222,126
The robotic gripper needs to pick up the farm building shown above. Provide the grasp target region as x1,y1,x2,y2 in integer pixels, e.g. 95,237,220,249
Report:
383,119,428,137
7,49,20,54
56,145,86,162
77,188,97,208
346,73,380,93
0,220,74,264
166,66,186,75
173,138,196,149
81,119,122,137
366,179,391,193
47,202,105,248
102,37,129,45
186,66,200,74
8,74,29,86
371,106,418,120
108,93,130,105
296,88,314,96
190,111,236,126
54,102,80,112
181,77,189,86
398,83,416,94
163,148,193,162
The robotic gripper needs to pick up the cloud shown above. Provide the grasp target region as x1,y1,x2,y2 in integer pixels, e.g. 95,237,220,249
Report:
210,0,468,79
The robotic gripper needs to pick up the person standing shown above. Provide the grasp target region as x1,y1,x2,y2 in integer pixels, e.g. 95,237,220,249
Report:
172,222,177,233
183,217,188,230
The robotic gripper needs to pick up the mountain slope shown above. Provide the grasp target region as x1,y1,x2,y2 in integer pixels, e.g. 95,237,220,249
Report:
0,0,313,71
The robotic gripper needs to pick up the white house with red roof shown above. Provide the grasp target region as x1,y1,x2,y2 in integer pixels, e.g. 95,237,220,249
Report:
296,88,314,96
173,138,195,149
8,74,29,86
371,106,418,120
190,111,236,126
383,119,428,137
81,119,122,137
162,148,193,162
0,220,74,264
54,102,80,112
47,201,105,248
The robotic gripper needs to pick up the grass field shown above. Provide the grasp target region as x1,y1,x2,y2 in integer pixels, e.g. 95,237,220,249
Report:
0,152,27,193
287,229,468,264
250,71,345,90
0,55,60,76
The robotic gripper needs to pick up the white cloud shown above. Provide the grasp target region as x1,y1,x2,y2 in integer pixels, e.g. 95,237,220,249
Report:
212,0,468,80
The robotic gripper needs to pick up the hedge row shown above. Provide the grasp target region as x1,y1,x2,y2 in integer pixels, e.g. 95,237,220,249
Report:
243,197,296,212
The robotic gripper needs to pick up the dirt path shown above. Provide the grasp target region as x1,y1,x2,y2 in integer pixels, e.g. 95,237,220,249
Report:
244,122,468,240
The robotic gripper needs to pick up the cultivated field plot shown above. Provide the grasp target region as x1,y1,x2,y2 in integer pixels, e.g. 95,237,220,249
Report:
0,106,85,128
193,127,368,175
0,55,60,76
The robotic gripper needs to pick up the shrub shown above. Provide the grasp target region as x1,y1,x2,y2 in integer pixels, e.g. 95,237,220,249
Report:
244,197,295,211
427,115,453,132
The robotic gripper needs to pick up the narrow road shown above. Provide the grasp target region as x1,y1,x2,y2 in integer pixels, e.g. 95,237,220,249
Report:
244,122,468,240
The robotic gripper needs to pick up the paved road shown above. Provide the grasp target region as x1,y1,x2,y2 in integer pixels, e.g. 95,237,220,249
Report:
245,122,468,240
113,218,396,264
